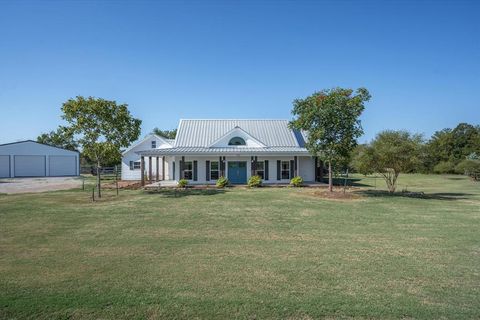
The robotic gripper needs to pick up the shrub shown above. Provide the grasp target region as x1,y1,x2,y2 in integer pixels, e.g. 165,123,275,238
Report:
248,175,262,188
216,176,229,188
433,161,455,174
290,176,303,187
455,159,480,180
177,179,188,188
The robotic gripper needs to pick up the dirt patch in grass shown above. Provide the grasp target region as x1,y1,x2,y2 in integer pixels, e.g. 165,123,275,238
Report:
304,187,363,201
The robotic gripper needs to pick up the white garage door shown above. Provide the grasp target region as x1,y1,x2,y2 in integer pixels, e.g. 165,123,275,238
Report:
0,155,10,178
49,156,77,176
14,155,46,177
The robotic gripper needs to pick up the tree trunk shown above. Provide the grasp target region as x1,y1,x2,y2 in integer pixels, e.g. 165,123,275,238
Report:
96,161,101,198
328,160,333,192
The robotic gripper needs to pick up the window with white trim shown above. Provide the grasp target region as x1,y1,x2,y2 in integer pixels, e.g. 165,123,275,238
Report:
281,161,290,180
130,161,141,170
210,161,219,180
183,161,193,180
151,141,156,148
255,161,265,179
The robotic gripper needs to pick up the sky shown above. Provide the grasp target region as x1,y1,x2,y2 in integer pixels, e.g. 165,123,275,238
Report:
0,0,479,144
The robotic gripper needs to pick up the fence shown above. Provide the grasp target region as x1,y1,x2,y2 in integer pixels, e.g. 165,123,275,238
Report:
80,165,121,177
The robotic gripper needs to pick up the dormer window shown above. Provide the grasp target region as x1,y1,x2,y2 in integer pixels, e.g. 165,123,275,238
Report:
228,137,246,146
151,141,156,148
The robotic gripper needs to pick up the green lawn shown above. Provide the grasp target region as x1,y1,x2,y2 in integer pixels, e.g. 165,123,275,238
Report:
0,174,479,319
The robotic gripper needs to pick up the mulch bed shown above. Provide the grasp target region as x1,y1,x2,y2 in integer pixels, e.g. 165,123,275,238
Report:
102,180,142,190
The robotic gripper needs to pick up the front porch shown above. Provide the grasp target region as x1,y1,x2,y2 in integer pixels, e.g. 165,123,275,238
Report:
137,153,324,187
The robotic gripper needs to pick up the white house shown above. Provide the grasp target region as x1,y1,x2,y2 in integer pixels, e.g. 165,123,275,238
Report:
0,140,79,178
121,119,324,185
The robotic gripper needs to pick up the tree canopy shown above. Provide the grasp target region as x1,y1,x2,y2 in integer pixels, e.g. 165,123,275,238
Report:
424,123,480,172
37,126,78,151
61,96,141,197
290,87,370,191
152,128,177,139
353,130,422,192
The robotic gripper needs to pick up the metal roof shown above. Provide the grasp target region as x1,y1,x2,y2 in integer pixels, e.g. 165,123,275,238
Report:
0,140,79,153
137,146,310,156
174,119,305,147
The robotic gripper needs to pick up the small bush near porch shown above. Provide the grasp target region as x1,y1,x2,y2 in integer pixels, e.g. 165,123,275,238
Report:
0,174,479,319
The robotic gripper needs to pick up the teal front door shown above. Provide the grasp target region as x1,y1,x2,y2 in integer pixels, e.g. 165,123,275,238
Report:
228,161,247,184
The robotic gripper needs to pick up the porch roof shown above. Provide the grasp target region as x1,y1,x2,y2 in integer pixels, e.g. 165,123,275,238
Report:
136,146,310,156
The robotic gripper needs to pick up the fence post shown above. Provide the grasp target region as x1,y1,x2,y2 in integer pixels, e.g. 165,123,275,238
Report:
92,186,95,202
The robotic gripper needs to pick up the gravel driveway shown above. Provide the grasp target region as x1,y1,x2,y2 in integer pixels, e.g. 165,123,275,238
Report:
0,177,83,194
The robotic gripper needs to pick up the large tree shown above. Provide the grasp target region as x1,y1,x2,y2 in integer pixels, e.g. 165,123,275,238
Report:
37,126,78,151
61,96,141,197
353,130,422,193
290,87,370,192
152,128,177,139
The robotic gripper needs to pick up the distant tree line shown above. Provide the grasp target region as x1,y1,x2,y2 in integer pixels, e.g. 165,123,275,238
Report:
420,123,480,174
351,123,480,189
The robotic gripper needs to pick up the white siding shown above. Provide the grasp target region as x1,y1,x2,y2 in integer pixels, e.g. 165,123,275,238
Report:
257,156,296,184
121,135,172,180
0,155,10,178
299,156,315,182
169,155,312,185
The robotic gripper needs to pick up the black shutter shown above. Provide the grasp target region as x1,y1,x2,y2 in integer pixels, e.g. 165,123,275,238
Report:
277,160,281,180
193,160,198,181
264,160,269,180
173,162,176,180
206,160,210,181
290,160,294,179
314,157,318,181
180,157,184,179
129,161,134,170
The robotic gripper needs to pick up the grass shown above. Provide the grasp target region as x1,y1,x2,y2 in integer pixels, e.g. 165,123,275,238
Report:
0,174,479,319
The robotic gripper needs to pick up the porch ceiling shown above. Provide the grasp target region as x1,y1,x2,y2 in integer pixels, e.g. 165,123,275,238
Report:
136,146,310,156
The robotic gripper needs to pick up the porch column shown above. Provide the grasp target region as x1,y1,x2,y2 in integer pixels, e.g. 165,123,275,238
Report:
156,157,159,181
140,156,145,186
148,156,153,182
294,156,298,177
219,156,224,177
251,156,255,176
162,156,166,180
